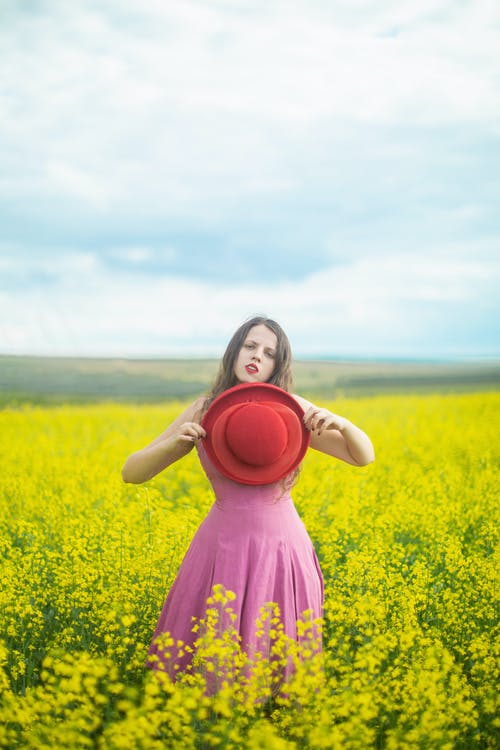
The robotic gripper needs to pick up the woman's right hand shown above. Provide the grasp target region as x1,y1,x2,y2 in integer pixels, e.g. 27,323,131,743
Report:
173,422,207,445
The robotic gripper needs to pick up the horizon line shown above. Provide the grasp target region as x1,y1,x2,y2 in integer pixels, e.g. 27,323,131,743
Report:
1,352,499,365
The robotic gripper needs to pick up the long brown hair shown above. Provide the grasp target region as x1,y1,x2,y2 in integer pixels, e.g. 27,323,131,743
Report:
203,315,293,413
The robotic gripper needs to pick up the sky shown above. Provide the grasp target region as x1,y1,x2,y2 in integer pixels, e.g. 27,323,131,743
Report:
1,0,499,360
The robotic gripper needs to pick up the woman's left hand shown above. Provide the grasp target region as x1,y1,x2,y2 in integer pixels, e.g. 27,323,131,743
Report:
303,406,348,436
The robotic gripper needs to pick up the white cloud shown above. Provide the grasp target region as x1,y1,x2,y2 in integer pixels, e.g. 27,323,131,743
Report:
0,245,498,357
110,247,154,264
45,161,113,209
1,0,499,217
0,250,102,276
108,247,177,264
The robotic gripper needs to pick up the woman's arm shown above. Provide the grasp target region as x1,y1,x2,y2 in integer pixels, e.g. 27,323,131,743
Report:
121,397,207,484
293,395,375,467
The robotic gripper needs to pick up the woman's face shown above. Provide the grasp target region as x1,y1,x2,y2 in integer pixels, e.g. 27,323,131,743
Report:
233,324,277,383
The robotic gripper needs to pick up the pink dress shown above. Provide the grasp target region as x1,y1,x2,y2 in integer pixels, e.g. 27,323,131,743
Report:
147,442,324,686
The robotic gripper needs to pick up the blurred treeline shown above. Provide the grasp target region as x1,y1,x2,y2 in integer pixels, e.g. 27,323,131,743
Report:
0,355,499,406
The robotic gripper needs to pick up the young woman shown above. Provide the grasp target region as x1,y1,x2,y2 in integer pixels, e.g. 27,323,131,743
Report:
122,316,374,688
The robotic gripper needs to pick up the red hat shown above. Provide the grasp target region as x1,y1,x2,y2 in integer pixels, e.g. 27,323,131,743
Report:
201,382,310,485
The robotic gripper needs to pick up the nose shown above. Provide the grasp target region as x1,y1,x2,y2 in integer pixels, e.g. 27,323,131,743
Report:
252,349,262,361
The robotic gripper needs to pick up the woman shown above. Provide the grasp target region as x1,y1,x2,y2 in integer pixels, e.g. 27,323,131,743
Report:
122,316,374,689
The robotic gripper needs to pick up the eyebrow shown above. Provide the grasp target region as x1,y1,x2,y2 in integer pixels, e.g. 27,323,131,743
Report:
245,338,276,352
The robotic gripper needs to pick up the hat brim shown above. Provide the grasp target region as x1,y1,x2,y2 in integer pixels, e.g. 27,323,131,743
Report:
201,383,310,485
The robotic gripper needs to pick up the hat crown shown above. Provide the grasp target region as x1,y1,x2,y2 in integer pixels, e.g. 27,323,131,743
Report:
201,382,310,485
225,403,287,467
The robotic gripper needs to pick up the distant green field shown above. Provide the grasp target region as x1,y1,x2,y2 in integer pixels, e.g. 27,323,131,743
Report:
0,355,498,406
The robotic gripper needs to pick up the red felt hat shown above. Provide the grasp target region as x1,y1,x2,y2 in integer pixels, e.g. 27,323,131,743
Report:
201,382,310,485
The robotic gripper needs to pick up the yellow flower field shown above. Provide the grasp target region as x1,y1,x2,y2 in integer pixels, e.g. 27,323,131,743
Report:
0,392,498,749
